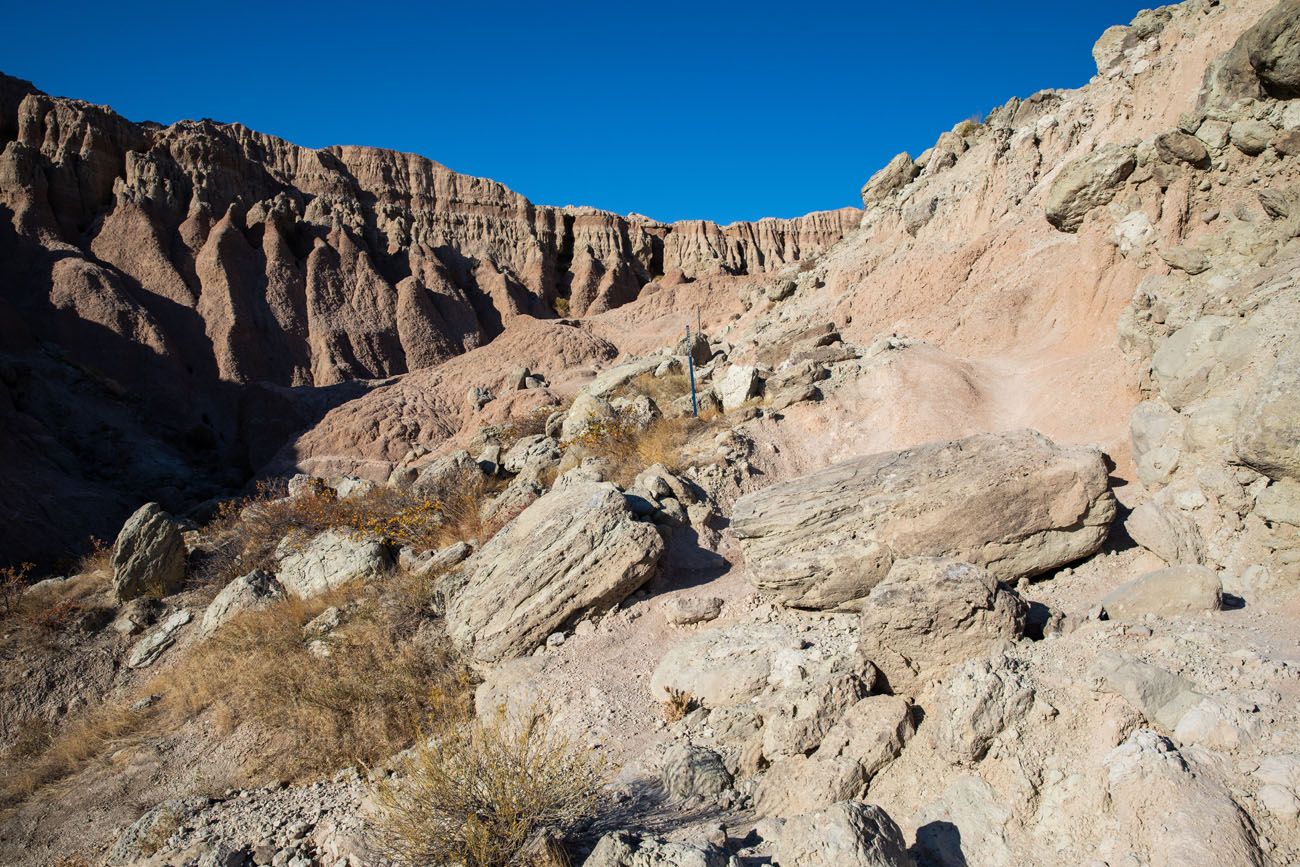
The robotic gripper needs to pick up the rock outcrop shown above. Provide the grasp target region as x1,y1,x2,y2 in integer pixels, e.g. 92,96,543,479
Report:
110,503,187,601
731,430,1115,609
445,481,664,663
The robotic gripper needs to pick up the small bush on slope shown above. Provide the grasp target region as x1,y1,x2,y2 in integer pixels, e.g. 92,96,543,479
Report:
376,713,604,867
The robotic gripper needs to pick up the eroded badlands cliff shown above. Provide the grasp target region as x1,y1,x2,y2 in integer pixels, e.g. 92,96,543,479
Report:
2,1,1300,866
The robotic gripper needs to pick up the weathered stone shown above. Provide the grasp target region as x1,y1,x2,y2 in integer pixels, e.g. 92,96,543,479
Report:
561,391,618,440
815,695,916,778
1093,651,1204,730
1257,479,1300,526
661,744,732,802
1248,0,1300,99
275,530,392,598
1093,25,1132,73
759,670,871,759
1159,245,1210,275
773,801,915,867
501,434,561,475
1231,119,1274,156
111,503,187,601
1104,730,1268,866
732,430,1114,609
199,569,283,637
664,596,723,626
650,623,793,707
931,658,1033,764
913,776,1012,867
754,754,868,819
409,450,482,497
714,365,760,410
584,831,739,867
1045,144,1136,232
1154,131,1210,167
127,608,191,668
1236,341,1300,482
1126,500,1206,566
445,481,663,663
1100,565,1223,621
1195,118,1231,150
859,558,1026,692
861,153,919,205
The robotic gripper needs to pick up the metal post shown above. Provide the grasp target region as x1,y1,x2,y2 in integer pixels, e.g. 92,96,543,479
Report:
686,325,699,418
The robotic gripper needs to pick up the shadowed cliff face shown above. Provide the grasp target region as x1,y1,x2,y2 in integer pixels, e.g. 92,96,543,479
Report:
0,71,857,566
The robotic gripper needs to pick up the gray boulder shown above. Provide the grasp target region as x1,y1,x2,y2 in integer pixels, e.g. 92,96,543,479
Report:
860,153,919,205
1249,0,1300,98
714,364,760,410
199,569,283,638
859,558,1026,693
773,801,914,867
409,449,481,497
445,481,663,663
650,623,797,707
275,530,392,598
1231,119,1274,156
731,430,1114,609
1044,144,1136,232
1093,651,1204,730
1100,565,1223,621
1126,499,1206,566
127,609,191,668
584,831,739,867
1236,341,1300,482
111,503,187,602
931,658,1034,765
664,595,723,626
662,744,733,802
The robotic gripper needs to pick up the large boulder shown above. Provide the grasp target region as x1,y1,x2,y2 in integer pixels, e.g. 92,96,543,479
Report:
111,503,188,602
1099,565,1223,621
445,481,663,663
1104,730,1267,866
731,430,1114,609
1044,144,1137,232
859,558,1026,693
649,623,796,706
584,831,739,867
1092,651,1204,731
274,530,392,598
772,801,914,867
1235,341,1300,481
408,449,482,497
1249,0,1300,98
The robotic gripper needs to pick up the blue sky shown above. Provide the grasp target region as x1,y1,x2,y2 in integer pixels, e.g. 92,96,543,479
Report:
3,1,1150,224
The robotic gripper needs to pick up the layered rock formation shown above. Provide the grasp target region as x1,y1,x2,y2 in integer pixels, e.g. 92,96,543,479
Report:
0,72,856,566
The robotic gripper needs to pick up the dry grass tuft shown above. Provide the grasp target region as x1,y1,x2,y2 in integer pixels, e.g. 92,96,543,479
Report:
375,713,604,867
563,414,713,487
1,700,150,805
195,481,495,588
151,576,473,781
662,688,695,724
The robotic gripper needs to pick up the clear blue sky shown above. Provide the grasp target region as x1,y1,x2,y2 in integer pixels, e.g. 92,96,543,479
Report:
3,1,1150,224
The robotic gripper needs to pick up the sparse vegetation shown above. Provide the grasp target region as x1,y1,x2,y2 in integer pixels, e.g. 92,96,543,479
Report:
194,480,495,588
375,713,604,867
152,575,474,780
662,688,695,723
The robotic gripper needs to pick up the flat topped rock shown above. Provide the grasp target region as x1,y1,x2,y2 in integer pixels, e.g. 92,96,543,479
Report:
732,429,1115,610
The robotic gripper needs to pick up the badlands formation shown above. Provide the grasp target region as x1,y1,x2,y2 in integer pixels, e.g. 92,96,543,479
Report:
1,0,1299,866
